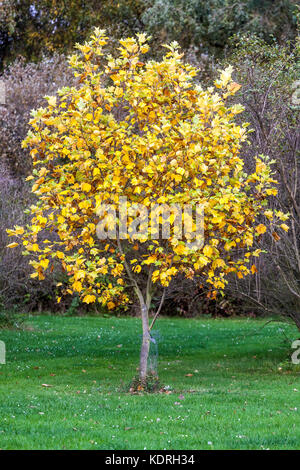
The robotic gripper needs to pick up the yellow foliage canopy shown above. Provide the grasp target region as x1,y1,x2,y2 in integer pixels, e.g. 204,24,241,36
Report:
7,29,288,306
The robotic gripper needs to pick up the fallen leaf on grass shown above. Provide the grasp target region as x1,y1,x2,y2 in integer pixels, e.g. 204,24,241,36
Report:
41,384,52,388
160,389,172,394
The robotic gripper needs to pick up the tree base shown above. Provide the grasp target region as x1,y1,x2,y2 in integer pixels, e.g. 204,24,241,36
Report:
129,373,161,394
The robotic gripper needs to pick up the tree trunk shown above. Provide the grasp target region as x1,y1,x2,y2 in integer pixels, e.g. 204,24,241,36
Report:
139,302,150,383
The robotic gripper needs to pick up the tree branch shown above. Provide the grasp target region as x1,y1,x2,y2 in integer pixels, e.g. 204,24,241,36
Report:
149,288,166,331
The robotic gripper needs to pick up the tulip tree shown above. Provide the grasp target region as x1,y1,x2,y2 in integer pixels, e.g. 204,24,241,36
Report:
7,29,287,385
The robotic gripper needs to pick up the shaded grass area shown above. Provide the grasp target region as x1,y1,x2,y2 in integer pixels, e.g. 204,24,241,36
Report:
0,315,299,450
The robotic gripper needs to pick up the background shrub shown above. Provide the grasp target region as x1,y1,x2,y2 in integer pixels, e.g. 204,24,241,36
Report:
0,55,75,311
222,34,300,327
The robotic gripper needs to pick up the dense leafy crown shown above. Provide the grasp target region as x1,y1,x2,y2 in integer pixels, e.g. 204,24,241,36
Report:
7,29,288,308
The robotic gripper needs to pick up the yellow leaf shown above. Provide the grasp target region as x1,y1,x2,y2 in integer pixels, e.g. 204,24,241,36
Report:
48,96,57,107
73,281,82,292
264,210,273,220
176,167,185,176
28,243,40,252
14,226,24,235
174,244,188,255
7,242,19,248
251,265,257,274
83,294,96,304
212,259,225,269
266,188,277,196
228,82,241,94
203,245,213,257
256,224,267,235
81,183,92,192
40,259,49,269
133,265,142,273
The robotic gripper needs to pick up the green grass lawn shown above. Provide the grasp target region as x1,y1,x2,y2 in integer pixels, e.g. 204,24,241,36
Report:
0,315,299,450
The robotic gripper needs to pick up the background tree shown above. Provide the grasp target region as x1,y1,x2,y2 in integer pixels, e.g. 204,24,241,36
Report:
142,0,298,56
0,1,298,68
7,30,287,383
0,0,16,68
0,55,75,311
223,32,300,328
0,0,145,68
